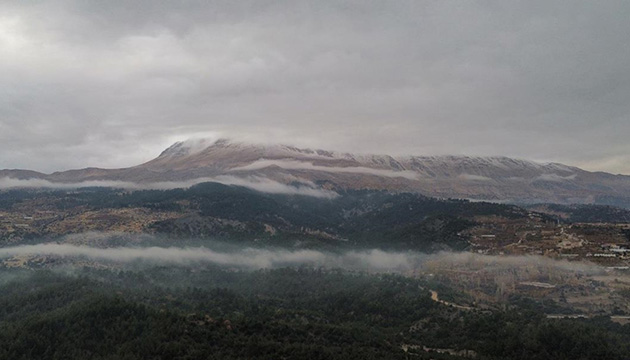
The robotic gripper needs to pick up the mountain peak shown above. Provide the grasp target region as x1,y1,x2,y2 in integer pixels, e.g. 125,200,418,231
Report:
159,138,237,158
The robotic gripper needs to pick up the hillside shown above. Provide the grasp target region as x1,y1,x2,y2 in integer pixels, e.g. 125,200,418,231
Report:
0,184,535,252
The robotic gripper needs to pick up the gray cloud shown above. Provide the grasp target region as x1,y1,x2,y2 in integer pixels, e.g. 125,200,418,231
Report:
0,1,629,174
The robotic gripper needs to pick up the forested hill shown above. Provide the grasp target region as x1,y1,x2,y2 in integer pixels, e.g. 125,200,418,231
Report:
0,266,628,360
527,203,630,224
0,182,540,251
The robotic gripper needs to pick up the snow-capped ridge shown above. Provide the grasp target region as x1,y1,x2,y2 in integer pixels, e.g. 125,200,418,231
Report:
2,137,630,206
157,138,582,177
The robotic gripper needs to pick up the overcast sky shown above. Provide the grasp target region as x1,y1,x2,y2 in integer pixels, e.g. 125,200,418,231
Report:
1,1,629,174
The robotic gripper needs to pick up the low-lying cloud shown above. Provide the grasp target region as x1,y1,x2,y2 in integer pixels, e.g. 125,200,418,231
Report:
423,251,602,275
458,174,493,182
214,175,338,198
0,242,605,277
0,244,420,271
534,173,578,182
0,176,338,198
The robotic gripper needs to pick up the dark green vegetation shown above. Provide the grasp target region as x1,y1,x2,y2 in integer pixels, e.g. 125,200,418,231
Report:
0,266,628,360
3,184,630,359
0,183,538,251
529,203,630,224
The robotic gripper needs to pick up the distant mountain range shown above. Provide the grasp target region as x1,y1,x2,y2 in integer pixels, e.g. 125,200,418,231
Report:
2,138,630,207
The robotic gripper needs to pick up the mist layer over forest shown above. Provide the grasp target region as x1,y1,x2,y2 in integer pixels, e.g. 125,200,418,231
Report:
1,246,629,360
0,232,604,275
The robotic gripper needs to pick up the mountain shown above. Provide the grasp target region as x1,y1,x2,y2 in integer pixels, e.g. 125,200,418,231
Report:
2,138,630,207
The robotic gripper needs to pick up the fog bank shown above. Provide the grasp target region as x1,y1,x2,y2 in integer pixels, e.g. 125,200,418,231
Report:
0,244,419,271
0,176,337,198
0,243,605,275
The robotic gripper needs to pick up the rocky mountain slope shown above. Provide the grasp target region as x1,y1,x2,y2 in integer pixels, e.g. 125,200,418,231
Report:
2,138,630,206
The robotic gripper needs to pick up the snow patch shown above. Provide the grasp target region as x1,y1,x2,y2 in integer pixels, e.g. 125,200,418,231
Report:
230,159,419,180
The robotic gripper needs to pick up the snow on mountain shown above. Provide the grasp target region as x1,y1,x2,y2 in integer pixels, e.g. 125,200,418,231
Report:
2,138,630,207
